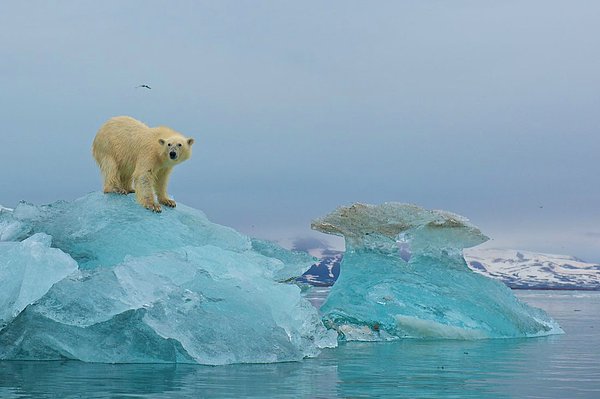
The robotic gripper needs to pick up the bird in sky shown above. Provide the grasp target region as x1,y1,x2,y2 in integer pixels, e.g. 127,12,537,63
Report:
135,84,151,89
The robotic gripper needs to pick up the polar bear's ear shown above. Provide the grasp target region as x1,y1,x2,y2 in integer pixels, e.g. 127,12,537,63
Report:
158,139,166,145
187,138,195,146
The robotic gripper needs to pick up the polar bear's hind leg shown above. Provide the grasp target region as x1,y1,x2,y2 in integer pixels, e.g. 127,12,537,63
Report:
99,157,127,194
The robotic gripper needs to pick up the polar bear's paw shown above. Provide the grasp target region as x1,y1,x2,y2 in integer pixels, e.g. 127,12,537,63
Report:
159,198,177,208
143,201,162,213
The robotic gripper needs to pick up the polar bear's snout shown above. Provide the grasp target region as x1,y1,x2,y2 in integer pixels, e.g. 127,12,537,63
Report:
165,141,183,161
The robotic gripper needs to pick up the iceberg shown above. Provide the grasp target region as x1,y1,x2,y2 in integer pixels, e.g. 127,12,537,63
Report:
0,194,564,365
0,193,337,365
312,203,563,341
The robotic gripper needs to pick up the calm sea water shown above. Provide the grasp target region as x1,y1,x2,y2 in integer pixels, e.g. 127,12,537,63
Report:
0,290,599,398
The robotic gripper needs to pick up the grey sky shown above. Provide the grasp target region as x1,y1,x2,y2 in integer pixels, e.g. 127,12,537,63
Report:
1,1,599,261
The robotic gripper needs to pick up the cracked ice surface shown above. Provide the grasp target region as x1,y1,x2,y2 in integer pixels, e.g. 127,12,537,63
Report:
0,193,336,365
312,203,563,341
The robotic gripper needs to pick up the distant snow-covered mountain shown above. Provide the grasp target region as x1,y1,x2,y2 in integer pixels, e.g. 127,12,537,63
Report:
297,254,342,286
464,248,600,290
299,249,600,290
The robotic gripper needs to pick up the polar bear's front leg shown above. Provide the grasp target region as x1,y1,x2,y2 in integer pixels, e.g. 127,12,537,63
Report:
155,168,176,208
134,167,161,212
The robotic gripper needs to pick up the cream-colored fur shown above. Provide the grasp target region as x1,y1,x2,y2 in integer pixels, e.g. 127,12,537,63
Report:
92,116,194,212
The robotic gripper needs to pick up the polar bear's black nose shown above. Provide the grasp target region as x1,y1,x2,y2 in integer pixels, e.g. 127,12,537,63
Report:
170,151,177,160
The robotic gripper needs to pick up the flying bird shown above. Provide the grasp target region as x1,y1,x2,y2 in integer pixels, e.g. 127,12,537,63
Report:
135,84,152,89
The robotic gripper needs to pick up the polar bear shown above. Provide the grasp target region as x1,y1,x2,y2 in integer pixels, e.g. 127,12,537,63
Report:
92,116,194,212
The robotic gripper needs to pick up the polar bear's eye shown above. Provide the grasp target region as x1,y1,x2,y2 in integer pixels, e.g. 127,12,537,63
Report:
167,143,171,146
177,143,182,147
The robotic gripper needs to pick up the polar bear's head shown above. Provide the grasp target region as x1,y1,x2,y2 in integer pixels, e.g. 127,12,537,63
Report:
159,136,195,164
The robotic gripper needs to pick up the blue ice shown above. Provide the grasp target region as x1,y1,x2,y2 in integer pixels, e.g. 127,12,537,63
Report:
312,203,563,341
0,195,563,365
0,193,336,365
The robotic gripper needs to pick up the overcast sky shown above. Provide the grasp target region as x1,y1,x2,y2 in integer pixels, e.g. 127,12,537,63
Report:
1,1,599,261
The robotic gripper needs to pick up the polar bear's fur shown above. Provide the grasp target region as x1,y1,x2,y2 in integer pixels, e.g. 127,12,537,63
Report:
92,116,194,212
